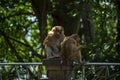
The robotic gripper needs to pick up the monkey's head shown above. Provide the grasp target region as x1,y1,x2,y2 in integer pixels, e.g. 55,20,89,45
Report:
70,34,80,41
51,26,64,38
52,26,64,34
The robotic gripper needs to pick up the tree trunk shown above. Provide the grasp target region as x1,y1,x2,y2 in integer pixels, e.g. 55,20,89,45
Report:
52,0,95,42
81,2,95,43
115,0,120,56
52,0,80,36
31,0,52,57
31,0,51,41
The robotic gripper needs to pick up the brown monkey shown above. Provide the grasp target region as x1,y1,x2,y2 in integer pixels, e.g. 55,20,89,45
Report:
61,34,82,63
70,34,80,46
43,26,65,59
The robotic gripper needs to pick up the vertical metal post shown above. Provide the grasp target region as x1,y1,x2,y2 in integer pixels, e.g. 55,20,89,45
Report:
82,64,85,80
38,65,41,80
16,65,21,80
81,60,86,80
26,65,29,80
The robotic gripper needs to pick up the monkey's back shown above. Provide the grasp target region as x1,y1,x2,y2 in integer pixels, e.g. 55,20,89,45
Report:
61,37,77,60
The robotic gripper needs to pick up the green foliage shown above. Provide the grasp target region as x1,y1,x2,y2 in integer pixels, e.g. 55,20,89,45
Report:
82,1,117,62
0,0,43,63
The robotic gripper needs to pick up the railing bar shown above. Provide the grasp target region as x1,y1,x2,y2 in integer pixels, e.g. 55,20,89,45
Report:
0,62,120,66
85,62,120,66
0,62,43,66
74,62,120,66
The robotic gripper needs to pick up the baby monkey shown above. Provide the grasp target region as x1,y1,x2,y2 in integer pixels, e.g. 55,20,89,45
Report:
43,26,65,59
61,34,82,63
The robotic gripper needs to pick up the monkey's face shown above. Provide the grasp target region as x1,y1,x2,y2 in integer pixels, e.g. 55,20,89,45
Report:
52,26,64,33
52,26,64,38
53,31,61,38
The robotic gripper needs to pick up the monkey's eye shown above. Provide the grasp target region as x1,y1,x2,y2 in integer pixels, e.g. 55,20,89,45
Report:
52,29,56,31
58,31,61,34
58,29,62,33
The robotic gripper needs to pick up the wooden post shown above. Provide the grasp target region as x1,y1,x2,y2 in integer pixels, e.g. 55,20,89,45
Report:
43,58,75,80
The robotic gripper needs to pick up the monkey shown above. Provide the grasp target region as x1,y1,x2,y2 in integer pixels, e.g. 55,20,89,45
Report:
43,26,65,59
61,34,82,63
70,34,80,46
70,34,83,63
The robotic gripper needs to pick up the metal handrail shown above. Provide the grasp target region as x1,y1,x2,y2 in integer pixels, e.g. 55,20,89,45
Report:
0,62,43,66
0,62,120,66
85,62,120,66
0,62,120,80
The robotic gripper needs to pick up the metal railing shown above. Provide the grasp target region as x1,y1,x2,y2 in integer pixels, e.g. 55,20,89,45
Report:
0,62,45,80
0,62,120,80
75,62,120,80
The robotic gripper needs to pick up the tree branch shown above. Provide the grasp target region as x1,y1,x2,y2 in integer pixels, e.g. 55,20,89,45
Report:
0,30,45,59
10,36,45,59
0,30,24,62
